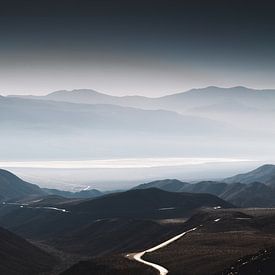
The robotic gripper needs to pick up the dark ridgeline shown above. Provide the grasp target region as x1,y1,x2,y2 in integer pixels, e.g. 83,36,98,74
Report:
0,226,57,275
0,169,46,201
134,165,275,207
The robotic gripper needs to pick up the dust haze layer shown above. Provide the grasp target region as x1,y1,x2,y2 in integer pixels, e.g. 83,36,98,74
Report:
1,86,275,189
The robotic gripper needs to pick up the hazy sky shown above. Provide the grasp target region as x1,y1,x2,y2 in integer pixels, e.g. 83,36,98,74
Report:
1,0,275,96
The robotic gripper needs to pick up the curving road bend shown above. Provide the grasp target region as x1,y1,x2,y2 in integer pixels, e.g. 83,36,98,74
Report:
128,227,197,275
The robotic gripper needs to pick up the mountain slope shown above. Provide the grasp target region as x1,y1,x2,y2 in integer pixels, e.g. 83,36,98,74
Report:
133,178,275,207
0,226,57,275
0,169,45,201
143,208,275,275
224,164,275,184
68,188,233,219
0,188,233,241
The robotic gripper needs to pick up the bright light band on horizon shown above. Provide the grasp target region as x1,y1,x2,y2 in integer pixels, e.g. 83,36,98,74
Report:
0,158,254,169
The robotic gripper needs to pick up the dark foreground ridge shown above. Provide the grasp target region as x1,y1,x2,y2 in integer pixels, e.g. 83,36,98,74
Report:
0,226,57,275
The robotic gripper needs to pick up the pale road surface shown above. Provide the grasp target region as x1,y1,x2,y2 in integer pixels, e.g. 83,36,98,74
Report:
127,227,197,275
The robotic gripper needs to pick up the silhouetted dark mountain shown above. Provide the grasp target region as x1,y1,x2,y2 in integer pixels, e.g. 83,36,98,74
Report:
68,188,233,219
0,226,57,275
0,169,45,202
0,189,232,246
133,178,275,207
0,169,103,203
183,181,275,208
224,164,275,184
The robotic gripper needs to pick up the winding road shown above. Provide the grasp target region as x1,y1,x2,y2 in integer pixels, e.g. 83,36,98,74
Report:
128,227,197,275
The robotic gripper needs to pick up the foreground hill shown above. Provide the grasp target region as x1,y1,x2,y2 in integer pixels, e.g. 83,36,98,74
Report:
0,226,57,275
0,188,232,258
143,208,275,275
68,188,233,219
61,208,275,275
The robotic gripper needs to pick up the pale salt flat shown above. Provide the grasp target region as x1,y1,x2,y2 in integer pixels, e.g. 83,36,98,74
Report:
0,157,253,169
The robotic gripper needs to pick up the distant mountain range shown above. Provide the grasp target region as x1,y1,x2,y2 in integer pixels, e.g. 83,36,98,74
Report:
1,85,274,160
134,179,275,208
0,87,275,162
0,95,227,134
10,86,275,113
1,92,240,160
134,165,275,207
2,164,275,207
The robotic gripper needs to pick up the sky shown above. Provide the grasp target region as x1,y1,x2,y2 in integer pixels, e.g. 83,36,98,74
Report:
1,0,275,96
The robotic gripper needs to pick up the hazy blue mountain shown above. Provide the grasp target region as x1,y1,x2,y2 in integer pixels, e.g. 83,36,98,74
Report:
224,164,275,184
0,96,229,133
158,86,275,110
9,89,154,109
4,86,275,160
10,86,275,112
9,86,275,136
0,95,238,160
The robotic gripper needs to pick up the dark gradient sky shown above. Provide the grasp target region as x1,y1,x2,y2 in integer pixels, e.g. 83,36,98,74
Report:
1,0,275,96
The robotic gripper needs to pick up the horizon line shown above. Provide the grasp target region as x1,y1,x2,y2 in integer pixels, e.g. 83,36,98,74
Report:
2,85,274,98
